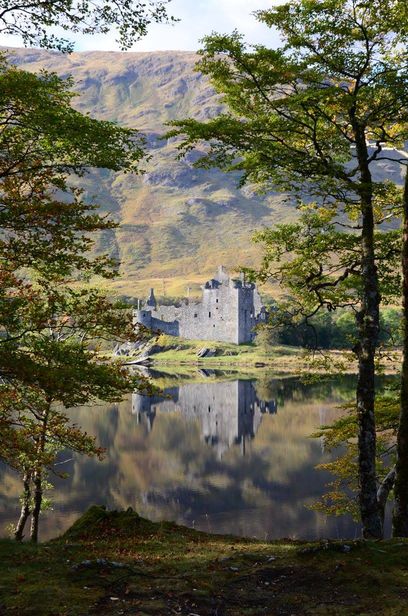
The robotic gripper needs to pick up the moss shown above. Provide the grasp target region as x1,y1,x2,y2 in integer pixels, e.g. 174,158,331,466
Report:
62,505,155,541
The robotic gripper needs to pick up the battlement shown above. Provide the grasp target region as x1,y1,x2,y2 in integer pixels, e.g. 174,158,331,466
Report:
133,266,268,344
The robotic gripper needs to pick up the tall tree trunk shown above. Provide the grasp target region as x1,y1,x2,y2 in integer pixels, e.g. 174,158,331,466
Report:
393,167,408,536
354,126,383,539
30,471,42,543
30,403,50,543
14,471,31,541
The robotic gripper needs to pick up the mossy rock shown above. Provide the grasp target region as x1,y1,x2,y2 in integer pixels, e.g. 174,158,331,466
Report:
62,505,154,541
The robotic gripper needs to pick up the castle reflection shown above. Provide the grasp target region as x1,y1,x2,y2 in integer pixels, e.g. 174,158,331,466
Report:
132,380,277,458
0,373,370,541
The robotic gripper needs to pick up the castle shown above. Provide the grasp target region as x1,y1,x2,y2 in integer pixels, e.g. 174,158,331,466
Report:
133,266,268,344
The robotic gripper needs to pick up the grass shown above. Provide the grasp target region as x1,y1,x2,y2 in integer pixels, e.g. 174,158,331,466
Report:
154,335,302,366
148,335,309,372
132,335,402,376
2,506,408,615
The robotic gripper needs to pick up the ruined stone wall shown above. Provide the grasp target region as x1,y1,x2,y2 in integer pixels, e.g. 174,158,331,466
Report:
134,272,265,344
145,283,242,343
237,286,259,344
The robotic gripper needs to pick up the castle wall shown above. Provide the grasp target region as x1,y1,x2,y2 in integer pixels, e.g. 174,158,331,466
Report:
134,268,266,345
147,283,242,343
237,286,259,344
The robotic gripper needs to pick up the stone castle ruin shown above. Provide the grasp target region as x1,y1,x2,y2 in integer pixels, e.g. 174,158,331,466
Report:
134,266,268,344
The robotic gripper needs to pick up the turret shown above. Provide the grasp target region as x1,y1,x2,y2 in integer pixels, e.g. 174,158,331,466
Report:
146,288,157,309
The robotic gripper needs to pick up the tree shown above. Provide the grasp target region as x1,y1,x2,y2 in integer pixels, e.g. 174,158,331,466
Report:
2,298,150,542
312,390,399,527
0,58,144,367
250,208,400,352
0,0,175,539
0,0,175,52
0,59,152,541
393,165,408,535
168,0,408,537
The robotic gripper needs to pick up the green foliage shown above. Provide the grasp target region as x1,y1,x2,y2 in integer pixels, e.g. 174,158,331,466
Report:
168,2,408,206
311,392,400,520
0,57,153,540
0,0,175,52
248,208,401,352
0,56,144,175
167,0,408,536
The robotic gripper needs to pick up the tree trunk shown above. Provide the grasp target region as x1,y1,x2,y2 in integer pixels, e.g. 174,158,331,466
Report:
30,471,42,543
393,167,408,536
14,471,31,541
377,467,396,531
30,403,50,543
353,125,383,539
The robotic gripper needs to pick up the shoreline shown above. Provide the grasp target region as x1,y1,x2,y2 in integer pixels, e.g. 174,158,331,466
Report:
123,336,402,376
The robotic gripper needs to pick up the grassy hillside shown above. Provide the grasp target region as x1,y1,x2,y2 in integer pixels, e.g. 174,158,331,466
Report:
5,47,297,297
5,47,404,299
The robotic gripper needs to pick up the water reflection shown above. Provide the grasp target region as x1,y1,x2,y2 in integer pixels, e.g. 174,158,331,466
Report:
133,380,277,458
0,373,366,541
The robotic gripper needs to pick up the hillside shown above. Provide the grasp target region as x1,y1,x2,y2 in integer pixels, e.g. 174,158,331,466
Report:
5,48,404,298
4,47,295,298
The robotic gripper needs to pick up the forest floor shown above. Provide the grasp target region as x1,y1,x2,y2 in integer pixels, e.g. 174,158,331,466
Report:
1,506,408,615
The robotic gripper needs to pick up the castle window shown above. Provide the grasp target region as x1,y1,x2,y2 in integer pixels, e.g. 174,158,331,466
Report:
208,406,211,413
216,299,219,304
209,312,211,318
194,313,198,318
213,324,216,328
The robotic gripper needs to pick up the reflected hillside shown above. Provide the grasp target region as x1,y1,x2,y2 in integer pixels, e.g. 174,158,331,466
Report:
0,373,374,541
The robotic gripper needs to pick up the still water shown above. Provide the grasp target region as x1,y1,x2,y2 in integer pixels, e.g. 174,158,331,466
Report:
0,371,369,541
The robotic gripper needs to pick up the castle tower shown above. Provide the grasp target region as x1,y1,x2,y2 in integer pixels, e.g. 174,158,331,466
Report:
146,288,157,309
132,267,267,345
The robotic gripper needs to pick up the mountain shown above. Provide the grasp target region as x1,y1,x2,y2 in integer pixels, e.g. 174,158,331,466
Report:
4,48,404,299
4,46,294,298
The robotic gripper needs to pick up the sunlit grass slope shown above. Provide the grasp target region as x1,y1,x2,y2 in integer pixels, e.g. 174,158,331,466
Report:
6,47,298,297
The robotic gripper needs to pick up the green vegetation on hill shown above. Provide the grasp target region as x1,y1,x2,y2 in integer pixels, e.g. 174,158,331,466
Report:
1,506,408,615
4,47,298,297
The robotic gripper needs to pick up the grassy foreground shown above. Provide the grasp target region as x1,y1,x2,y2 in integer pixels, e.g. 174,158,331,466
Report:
1,506,408,615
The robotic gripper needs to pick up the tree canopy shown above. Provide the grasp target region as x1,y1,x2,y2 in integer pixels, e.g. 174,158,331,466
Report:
0,0,176,52
0,57,151,541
